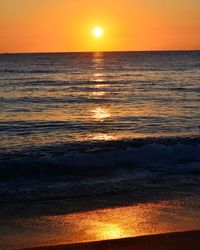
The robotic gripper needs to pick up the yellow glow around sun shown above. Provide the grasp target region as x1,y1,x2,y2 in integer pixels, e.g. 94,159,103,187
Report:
92,27,104,37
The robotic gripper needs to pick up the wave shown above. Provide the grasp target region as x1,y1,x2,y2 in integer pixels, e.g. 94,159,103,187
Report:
1,137,200,181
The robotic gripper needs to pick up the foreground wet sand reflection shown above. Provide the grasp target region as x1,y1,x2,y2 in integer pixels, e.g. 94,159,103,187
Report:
1,199,200,249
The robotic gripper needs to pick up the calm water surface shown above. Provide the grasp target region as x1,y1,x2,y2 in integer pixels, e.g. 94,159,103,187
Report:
1,51,200,152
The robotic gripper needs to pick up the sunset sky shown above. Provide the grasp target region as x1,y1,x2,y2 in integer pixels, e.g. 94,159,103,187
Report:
0,0,200,53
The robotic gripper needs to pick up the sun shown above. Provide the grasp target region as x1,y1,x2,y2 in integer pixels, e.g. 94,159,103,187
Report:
92,27,104,38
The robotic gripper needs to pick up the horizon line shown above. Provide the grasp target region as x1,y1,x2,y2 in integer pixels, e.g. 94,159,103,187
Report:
0,49,200,55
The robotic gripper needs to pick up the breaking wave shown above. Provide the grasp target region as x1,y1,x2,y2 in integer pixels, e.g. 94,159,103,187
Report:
1,137,200,180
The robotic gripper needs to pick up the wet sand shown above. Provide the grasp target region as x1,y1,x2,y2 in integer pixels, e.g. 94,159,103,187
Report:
1,197,200,249
24,230,200,250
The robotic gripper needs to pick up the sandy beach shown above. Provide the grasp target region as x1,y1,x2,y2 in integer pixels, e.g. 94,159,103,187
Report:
1,196,200,249
23,230,200,250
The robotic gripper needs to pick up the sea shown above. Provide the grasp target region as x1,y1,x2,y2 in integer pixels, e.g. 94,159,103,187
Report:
0,51,200,204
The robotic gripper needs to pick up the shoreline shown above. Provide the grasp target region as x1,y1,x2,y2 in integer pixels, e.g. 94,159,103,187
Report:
23,230,200,250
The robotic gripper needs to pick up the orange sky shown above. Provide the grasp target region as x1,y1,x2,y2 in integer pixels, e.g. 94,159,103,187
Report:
0,0,200,53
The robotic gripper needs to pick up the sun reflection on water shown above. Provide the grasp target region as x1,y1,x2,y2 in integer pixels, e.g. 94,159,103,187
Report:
92,107,110,121
94,84,107,88
92,91,106,97
93,78,104,82
93,73,103,78
89,133,114,141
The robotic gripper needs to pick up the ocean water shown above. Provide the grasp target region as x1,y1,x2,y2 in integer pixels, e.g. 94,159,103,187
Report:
0,51,200,202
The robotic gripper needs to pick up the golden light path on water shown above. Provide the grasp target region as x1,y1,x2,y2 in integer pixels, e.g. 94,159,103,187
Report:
92,107,111,121
89,133,114,141
2,199,200,249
